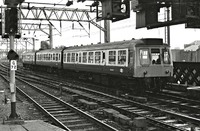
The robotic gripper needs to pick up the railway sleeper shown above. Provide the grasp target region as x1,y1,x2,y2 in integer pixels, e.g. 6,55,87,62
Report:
53,112,76,117
41,103,61,107
46,107,67,111
58,116,81,121
66,123,95,130
62,119,88,125
49,110,72,114
43,105,64,109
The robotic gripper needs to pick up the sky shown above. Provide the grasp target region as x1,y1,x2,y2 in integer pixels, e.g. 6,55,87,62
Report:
1,0,200,50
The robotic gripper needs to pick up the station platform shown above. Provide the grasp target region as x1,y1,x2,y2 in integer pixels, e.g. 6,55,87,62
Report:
0,120,65,131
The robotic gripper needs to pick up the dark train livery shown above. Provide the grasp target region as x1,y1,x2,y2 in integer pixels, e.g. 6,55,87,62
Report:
22,38,173,93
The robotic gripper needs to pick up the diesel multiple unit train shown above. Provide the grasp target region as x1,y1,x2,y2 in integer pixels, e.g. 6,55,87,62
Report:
22,38,173,93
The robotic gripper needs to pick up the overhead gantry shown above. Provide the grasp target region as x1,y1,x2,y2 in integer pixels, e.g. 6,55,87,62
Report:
1,5,110,48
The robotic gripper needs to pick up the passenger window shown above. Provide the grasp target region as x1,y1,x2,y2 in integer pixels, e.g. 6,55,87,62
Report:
140,49,149,65
53,54,55,61
63,53,66,62
151,48,160,64
67,53,71,62
109,51,116,65
88,52,94,63
56,54,58,61
48,54,50,60
71,53,75,62
58,54,61,61
118,50,126,65
79,53,82,63
44,54,46,61
102,52,105,63
83,52,87,63
76,53,78,62
162,48,170,64
50,54,52,60
95,52,101,64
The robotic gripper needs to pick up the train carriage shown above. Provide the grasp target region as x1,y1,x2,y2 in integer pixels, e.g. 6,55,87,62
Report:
135,39,172,77
62,38,173,91
35,49,63,72
63,40,131,76
21,51,35,69
21,38,173,93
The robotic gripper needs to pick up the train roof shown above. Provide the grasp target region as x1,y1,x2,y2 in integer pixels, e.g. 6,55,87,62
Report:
64,38,165,52
65,40,133,51
37,48,63,54
22,38,166,55
22,51,35,55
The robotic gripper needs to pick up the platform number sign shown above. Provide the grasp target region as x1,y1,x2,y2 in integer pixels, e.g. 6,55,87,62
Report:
10,60,17,71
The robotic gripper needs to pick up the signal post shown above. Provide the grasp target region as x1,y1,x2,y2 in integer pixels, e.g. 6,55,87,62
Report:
3,0,24,121
8,35,18,119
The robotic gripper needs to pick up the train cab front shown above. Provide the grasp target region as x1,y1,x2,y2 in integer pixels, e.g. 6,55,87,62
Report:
135,45,173,91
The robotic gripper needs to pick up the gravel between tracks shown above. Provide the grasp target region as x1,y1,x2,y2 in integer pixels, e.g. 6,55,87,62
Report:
0,76,46,122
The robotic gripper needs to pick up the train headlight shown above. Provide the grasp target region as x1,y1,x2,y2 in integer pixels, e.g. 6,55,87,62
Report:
165,70,169,74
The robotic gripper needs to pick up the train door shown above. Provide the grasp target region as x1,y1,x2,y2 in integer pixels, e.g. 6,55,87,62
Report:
102,51,106,66
95,51,101,65
75,52,79,70
139,48,150,66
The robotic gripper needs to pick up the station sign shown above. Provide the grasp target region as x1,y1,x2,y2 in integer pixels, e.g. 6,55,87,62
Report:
10,60,17,71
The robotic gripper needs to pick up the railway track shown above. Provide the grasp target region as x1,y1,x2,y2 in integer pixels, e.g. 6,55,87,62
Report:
0,74,118,131
1,62,200,130
16,73,200,131
146,91,200,118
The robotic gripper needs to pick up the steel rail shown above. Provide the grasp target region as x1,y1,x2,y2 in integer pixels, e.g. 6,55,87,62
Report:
17,78,118,131
18,74,188,131
0,63,193,130
0,74,71,130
